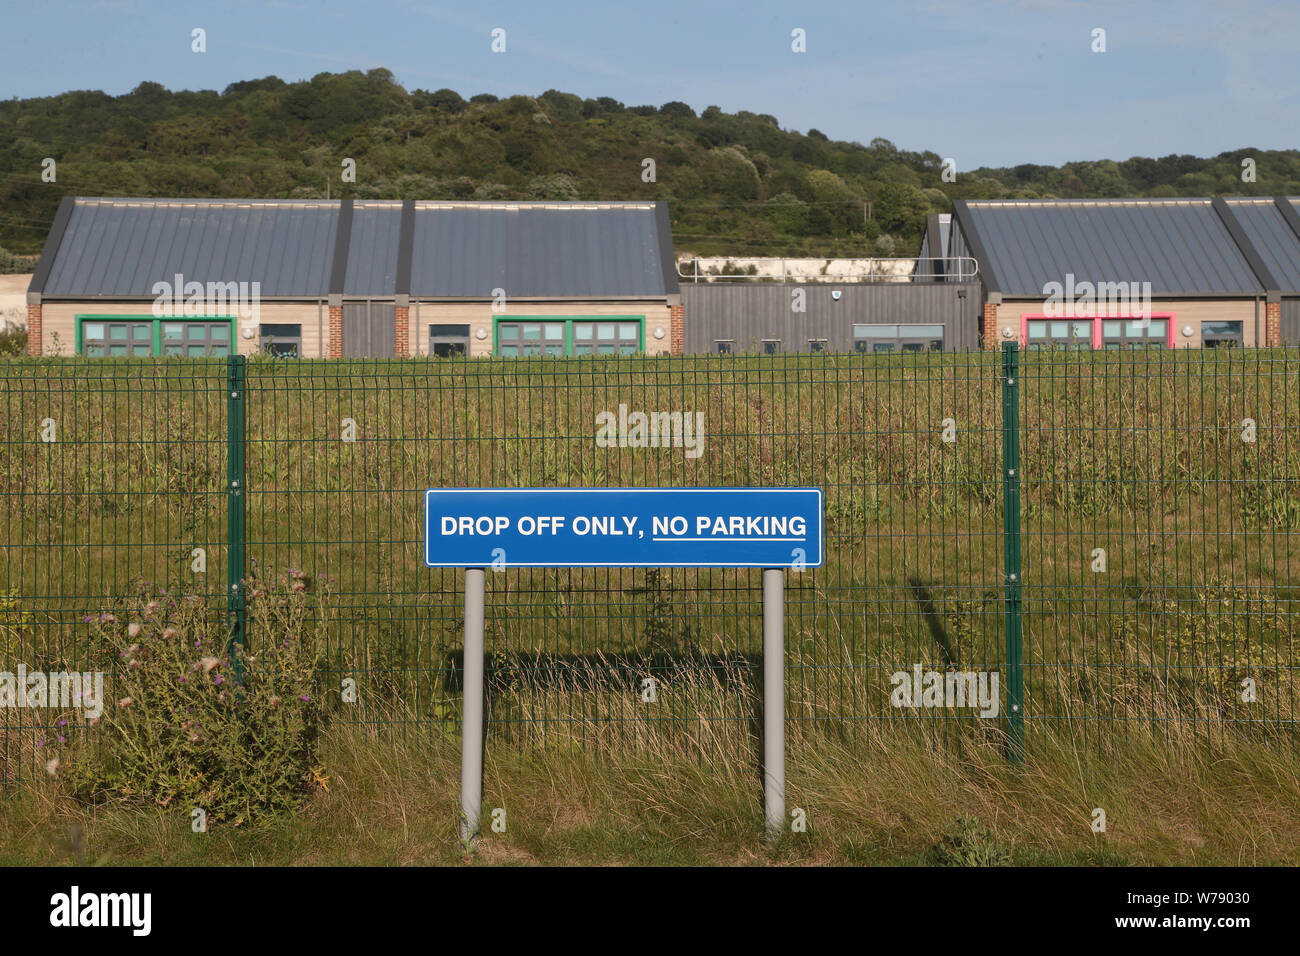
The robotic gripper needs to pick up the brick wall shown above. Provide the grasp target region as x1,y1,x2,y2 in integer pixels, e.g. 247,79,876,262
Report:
395,305,409,357
670,304,684,355
327,305,343,358
26,303,42,356
981,302,999,350
1266,300,1281,347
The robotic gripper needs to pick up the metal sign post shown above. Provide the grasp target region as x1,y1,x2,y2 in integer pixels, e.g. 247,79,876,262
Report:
459,567,486,847
762,567,785,846
434,487,822,848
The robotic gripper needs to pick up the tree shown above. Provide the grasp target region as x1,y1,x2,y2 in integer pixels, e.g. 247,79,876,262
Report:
421,88,466,113
766,193,809,234
875,182,928,235
527,174,579,200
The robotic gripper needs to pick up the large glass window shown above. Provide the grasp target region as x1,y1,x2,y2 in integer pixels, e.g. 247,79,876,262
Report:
573,321,638,356
259,323,302,358
1026,319,1091,350
1101,317,1167,349
82,318,232,357
497,318,642,357
83,321,152,357
429,323,469,357
853,324,945,353
496,321,565,356
1201,321,1243,348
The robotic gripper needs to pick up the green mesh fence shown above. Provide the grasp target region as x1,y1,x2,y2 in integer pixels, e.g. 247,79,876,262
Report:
2,347,1297,786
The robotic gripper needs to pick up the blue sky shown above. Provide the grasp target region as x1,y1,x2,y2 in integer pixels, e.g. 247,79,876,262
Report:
2,0,1297,168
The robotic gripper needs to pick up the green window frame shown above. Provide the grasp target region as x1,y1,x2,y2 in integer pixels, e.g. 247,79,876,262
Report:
492,316,645,357
76,315,236,358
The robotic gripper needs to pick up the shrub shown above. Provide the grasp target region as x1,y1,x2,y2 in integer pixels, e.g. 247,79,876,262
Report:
61,571,329,826
928,816,1012,866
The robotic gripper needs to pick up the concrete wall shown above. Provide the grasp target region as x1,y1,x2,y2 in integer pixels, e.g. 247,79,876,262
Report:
680,282,983,353
993,297,1263,348
411,300,674,357
0,274,31,330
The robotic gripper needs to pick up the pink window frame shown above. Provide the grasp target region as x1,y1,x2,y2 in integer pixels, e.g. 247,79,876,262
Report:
1019,312,1177,349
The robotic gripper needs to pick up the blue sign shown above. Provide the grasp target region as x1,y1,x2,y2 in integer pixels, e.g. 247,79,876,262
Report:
424,487,823,569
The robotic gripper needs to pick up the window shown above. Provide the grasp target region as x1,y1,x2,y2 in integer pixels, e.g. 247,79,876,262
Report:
81,317,232,357
1022,315,1172,351
429,323,469,357
1201,321,1242,348
259,324,302,358
853,324,945,353
762,339,781,354
573,321,639,356
808,339,828,353
715,340,734,355
496,321,565,356
1026,319,1091,350
1101,317,1167,349
496,317,642,357
172,322,229,357
83,321,152,357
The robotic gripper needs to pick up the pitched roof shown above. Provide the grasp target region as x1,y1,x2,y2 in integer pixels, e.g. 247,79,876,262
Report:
40,198,339,297
343,201,403,297
1223,197,1300,293
408,201,677,298
31,198,679,300
952,198,1266,297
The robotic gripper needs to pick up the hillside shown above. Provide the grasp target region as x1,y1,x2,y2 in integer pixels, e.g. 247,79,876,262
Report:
3,68,1300,265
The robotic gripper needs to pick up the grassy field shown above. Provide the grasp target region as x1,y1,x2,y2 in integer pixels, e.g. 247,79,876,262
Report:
3,714,1298,866
1,350,1298,861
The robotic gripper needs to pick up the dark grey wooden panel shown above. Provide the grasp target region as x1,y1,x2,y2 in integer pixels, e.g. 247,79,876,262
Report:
680,283,983,353
341,301,397,357
1282,298,1300,346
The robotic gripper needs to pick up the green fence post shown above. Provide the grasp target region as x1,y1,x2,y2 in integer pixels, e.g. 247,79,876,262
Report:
226,354,247,678
1001,344,1025,762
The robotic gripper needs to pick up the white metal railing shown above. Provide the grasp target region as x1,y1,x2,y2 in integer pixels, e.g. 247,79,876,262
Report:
676,257,980,283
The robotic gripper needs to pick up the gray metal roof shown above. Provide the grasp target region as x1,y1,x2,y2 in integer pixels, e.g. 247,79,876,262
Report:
42,198,338,297
344,201,402,296
1225,198,1300,292
957,198,1264,297
409,202,674,298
